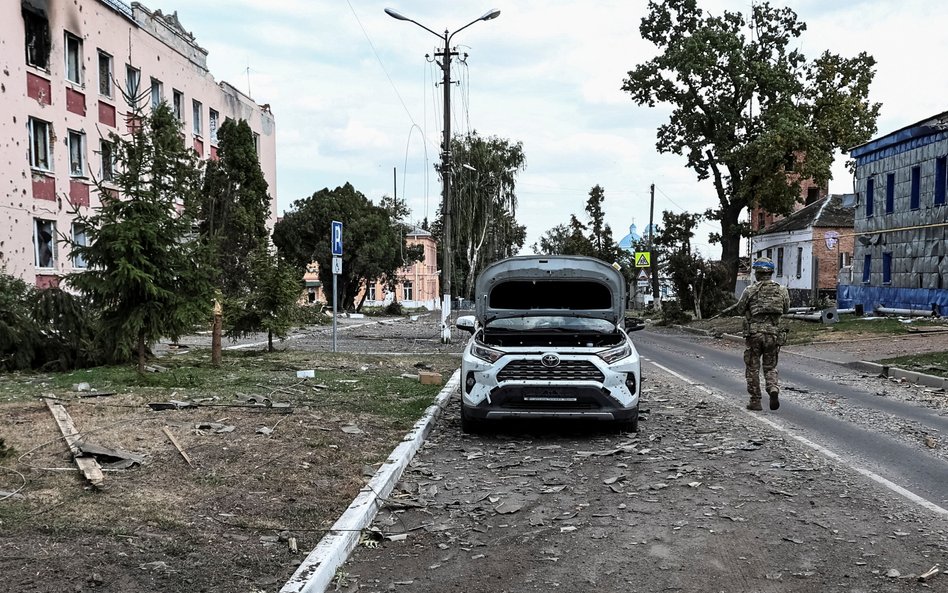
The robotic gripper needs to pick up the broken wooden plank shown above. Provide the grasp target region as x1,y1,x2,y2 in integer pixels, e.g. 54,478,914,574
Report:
918,565,940,582
44,399,104,488
162,426,193,466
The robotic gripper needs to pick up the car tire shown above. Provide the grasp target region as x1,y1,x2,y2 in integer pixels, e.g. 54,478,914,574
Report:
617,407,639,433
460,407,485,434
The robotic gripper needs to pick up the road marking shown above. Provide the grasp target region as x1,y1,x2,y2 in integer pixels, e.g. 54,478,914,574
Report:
645,358,948,518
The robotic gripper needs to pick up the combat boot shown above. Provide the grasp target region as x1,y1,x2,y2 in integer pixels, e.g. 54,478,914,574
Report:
746,396,762,411
767,387,780,410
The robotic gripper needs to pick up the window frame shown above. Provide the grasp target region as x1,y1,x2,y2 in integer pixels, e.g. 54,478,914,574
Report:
71,222,88,269
865,177,874,218
172,89,184,121
150,78,163,109
882,252,892,284
862,254,871,284
776,247,784,277
403,281,413,301
67,129,86,177
125,64,141,99
99,139,114,182
98,50,113,97
28,117,51,171
209,109,219,144
910,166,920,210
936,156,947,206
885,173,895,214
796,246,803,279
64,31,83,85
192,99,203,136
34,218,57,269
24,8,51,70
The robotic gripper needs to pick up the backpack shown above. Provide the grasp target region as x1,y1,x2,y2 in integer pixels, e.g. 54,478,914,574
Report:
748,281,785,317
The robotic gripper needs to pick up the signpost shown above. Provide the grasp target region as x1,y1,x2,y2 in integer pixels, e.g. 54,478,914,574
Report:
331,221,343,352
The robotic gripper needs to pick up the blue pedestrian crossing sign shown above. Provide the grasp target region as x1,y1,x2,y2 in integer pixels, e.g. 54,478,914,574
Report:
331,220,343,256
634,251,651,268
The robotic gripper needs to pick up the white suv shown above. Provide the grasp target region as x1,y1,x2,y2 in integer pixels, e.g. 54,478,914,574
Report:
456,255,644,433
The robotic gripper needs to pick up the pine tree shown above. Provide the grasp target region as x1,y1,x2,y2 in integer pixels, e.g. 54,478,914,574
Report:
68,103,214,372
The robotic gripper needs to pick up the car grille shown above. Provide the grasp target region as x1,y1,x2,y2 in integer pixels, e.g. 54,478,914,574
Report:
497,360,604,382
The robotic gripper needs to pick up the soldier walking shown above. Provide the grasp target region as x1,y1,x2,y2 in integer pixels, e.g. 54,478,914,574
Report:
720,257,790,411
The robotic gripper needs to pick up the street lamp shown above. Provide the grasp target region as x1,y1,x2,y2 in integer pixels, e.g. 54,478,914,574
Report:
385,7,500,343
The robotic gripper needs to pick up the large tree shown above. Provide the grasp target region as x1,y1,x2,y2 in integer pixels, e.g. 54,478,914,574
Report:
272,183,420,311
68,103,214,372
200,118,271,297
622,0,879,291
437,132,526,300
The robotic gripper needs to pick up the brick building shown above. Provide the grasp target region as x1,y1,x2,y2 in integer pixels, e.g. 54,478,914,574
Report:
838,111,948,314
750,194,855,307
2,0,276,287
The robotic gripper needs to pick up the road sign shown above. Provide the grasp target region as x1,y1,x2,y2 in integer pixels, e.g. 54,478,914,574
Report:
634,251,651,268
332,256,342,275
637,280,649,288
637,269,649,281
331,220,343,256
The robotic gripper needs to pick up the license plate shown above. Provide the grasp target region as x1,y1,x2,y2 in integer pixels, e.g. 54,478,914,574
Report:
522,388,576,402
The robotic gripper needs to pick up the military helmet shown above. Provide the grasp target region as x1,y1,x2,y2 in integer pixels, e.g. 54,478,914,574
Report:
752,257,775,273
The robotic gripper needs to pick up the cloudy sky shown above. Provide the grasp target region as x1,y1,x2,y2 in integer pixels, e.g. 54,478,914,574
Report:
147,0,948,256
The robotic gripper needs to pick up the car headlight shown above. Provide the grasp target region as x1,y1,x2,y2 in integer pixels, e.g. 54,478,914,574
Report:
471,340,503,363
598,342,632,364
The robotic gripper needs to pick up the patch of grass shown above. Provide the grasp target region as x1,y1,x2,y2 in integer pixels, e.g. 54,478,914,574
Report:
688,314,948,345
0,437,14,460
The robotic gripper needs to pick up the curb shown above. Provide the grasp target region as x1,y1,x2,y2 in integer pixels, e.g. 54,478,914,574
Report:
673,324,948,390
280,369,461,593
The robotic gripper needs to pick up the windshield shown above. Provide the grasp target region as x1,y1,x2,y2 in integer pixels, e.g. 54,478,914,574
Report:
486,316,617,333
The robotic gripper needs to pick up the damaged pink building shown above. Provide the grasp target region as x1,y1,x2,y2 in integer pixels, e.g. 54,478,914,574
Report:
2,0,277,287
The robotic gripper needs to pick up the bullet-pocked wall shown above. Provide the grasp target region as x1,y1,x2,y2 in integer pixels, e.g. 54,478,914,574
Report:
841,113,948,312
1,0,277,286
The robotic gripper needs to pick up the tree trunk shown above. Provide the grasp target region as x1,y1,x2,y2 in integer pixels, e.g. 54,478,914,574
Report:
718,208,743,294
211,310,222,366
137,331,146,374
268,330,273,352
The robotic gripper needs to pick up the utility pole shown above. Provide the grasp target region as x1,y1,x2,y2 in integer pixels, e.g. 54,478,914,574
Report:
648,183,660,307
435,38,456,343
384,7,501,343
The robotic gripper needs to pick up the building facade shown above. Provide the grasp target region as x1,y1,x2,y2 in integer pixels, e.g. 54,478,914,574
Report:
303,228,441,312
3,0,277,287
750,194,855,307
838,111,948,314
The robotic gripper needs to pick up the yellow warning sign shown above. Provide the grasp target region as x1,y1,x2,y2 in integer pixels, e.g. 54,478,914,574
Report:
634,251,651,268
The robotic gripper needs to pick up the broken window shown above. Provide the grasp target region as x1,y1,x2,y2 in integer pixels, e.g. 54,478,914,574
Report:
98,50,112,97
192,99,203,136
936,156,947,206
756,212,764,230
882,252,892,284
68,130,85,177
99,139,114,182
806,186,819,205
910,166,920,210
28,116,51,170
862,254,871,283
865,177,875,218
885,173,894,214
71,222,87,268
172,89,183,121
125,64,140,99
24,8,50,69
65,31,82,84
34,218,56,268
150,78,163,109
209,109,219,144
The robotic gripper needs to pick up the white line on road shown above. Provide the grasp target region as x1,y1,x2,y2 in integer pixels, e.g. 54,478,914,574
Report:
645,359,948,518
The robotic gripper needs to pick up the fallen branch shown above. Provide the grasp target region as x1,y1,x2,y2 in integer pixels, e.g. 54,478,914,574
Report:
918,565,940,582
162,426,193,467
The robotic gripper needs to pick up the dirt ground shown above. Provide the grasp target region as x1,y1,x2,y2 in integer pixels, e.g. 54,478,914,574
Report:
2,314,948,593
0,316,462,593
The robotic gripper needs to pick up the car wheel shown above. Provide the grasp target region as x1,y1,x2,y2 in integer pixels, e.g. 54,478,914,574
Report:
460,407,485,434
617,407,639,433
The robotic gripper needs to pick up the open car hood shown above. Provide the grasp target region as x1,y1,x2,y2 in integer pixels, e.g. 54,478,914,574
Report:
475,255,626,325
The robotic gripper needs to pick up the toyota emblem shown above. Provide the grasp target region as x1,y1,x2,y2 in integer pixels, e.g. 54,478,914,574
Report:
541,353,560,368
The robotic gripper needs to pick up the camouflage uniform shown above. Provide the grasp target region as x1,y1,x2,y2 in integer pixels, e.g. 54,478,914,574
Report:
732,260,790,410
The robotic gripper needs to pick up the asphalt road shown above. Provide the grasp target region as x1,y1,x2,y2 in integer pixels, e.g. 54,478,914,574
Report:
633,328,948,509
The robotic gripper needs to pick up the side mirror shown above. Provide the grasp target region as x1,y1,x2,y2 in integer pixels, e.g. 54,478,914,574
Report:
456,315,476,334
624,316,645,332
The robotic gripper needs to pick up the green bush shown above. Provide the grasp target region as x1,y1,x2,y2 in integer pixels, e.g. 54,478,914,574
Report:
385,301,405,316
660,300,692,325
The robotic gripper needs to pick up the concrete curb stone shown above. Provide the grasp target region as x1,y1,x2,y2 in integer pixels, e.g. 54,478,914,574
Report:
280,370,461,593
